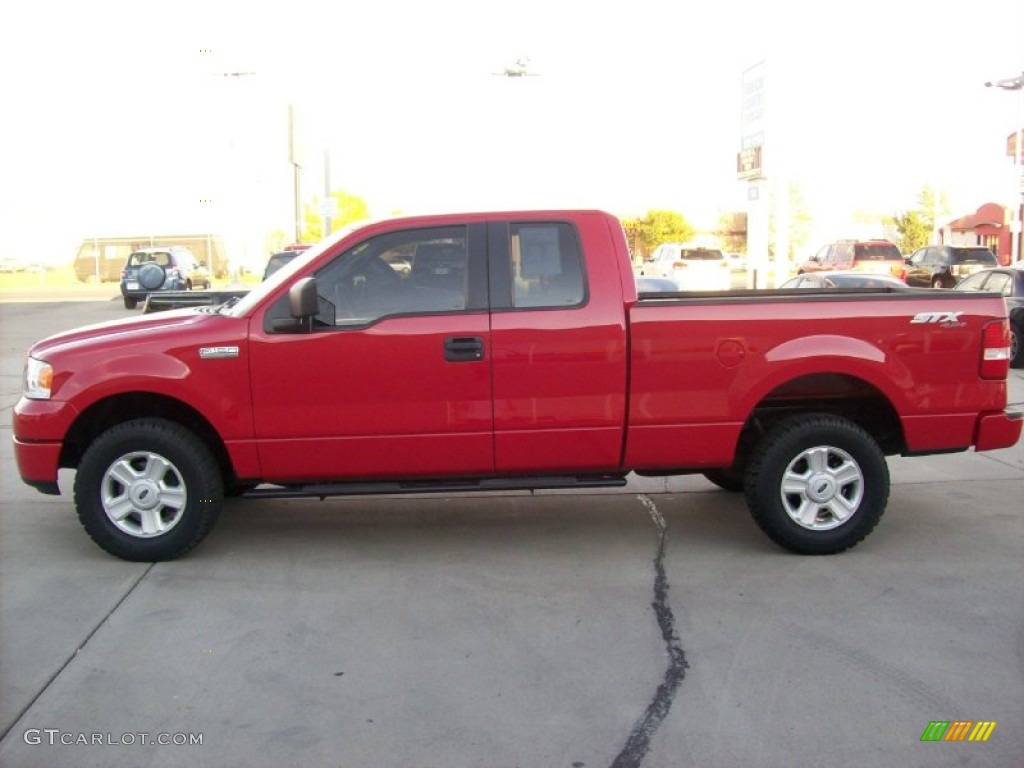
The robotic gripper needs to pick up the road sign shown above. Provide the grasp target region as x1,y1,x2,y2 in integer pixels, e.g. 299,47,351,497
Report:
737,146,763,179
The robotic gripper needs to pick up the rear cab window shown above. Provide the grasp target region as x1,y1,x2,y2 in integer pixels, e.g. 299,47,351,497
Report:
509,222,585,308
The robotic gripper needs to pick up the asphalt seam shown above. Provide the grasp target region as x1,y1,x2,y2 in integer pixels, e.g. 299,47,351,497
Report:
0,563,155,743
609,494,689,768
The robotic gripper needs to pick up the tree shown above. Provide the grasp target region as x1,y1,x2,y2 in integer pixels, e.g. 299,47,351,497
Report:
886,185,951,254
767,180,812,261
887,210,931,254
302,190,370,242
621,210,696,260
917,185,951,235
715,211,747,253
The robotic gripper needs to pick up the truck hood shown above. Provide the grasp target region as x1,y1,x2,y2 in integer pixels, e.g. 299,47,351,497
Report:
29,308,236,360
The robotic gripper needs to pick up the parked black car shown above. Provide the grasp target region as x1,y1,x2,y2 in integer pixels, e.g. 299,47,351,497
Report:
777,271,910,290
904,245,998,288
952,265,1024,367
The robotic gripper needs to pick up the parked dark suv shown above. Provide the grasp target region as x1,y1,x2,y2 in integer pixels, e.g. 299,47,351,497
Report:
903,245,998,288
120,246,211,309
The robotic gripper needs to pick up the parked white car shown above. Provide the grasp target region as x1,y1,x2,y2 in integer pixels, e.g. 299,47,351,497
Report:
642,243,732,290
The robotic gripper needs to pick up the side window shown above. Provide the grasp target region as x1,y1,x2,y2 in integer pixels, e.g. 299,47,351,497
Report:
983,273,1011,295
955,272,989,291
831,244,851,265
308,225,467,327
509,222,585,308
910,249,927,266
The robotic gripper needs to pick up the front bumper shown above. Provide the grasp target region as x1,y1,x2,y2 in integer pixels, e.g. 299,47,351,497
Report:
12,397,79,495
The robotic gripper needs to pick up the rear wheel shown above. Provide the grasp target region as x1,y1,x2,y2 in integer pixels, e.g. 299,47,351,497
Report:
745,414,889,555
1011,321,1022,369
703,467,745,492
74,418,223,561
931,276,945,289
123,296,138,309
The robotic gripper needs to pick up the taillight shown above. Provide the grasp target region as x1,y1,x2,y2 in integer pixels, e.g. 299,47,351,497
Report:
980,321,1010,379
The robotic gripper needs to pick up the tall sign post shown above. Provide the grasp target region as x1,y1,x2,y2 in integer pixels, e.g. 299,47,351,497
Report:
288,104,304,244
740,62,769,287
985,72,1024,264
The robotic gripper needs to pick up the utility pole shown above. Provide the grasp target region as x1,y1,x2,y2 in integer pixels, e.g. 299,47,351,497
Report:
323,149,332,236
288,104,303,243
985,72,1024,264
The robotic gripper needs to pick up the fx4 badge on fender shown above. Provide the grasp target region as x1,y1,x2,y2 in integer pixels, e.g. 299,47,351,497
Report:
910,311,965,327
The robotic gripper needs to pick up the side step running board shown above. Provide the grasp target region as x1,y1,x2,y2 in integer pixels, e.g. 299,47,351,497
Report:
243,474,629,500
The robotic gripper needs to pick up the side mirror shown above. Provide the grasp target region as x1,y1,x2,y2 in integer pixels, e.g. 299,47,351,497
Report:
289,277,320,318
270,277,322,333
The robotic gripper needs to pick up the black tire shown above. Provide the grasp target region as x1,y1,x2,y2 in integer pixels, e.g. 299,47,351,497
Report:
138,263,166,290
73,418,223,561
1010,322,1022,369
123,296,137,309
703,467,745,492
931,276,945,289
744,414,889,555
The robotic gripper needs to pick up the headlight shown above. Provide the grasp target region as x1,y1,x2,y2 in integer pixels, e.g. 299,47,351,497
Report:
24,357,53,399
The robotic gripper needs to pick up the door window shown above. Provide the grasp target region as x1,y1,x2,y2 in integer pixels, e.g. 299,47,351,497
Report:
286,226,469,328
509,222,585,308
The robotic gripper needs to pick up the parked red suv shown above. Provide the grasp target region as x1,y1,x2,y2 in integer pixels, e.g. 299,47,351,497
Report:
798,240,905,279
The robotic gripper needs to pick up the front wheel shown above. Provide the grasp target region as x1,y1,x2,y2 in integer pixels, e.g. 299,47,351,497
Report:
74,419,224,561
745,414,889,555
931,276,945,289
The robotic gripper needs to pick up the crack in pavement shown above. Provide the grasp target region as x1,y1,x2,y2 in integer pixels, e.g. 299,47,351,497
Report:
0,563,155,743
609,495,689,768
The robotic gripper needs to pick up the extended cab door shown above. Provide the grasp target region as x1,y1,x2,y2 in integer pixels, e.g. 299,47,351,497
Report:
247,223,493,481
486,215,629,472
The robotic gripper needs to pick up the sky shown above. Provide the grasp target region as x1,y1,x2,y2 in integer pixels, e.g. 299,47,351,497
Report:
2,0,1023,264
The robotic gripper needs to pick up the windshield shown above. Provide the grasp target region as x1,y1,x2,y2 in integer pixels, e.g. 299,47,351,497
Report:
223,222,368,317
951,248,997,264
679,248,724,260
854,244,901,261
127,251,171,267
828,274,901,288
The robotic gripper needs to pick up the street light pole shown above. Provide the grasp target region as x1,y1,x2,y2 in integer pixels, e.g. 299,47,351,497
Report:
985,71,1024,264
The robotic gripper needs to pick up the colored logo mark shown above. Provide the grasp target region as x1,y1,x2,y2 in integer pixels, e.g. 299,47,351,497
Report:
920,721,997,742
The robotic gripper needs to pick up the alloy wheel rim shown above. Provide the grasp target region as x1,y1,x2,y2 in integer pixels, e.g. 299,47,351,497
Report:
779,445,864,531
101,451,187,537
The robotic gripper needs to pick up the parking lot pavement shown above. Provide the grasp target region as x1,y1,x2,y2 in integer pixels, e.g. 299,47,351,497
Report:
1,301,1022,767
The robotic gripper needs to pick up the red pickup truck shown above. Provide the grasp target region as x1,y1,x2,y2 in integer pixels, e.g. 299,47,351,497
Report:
13,210,1021,561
